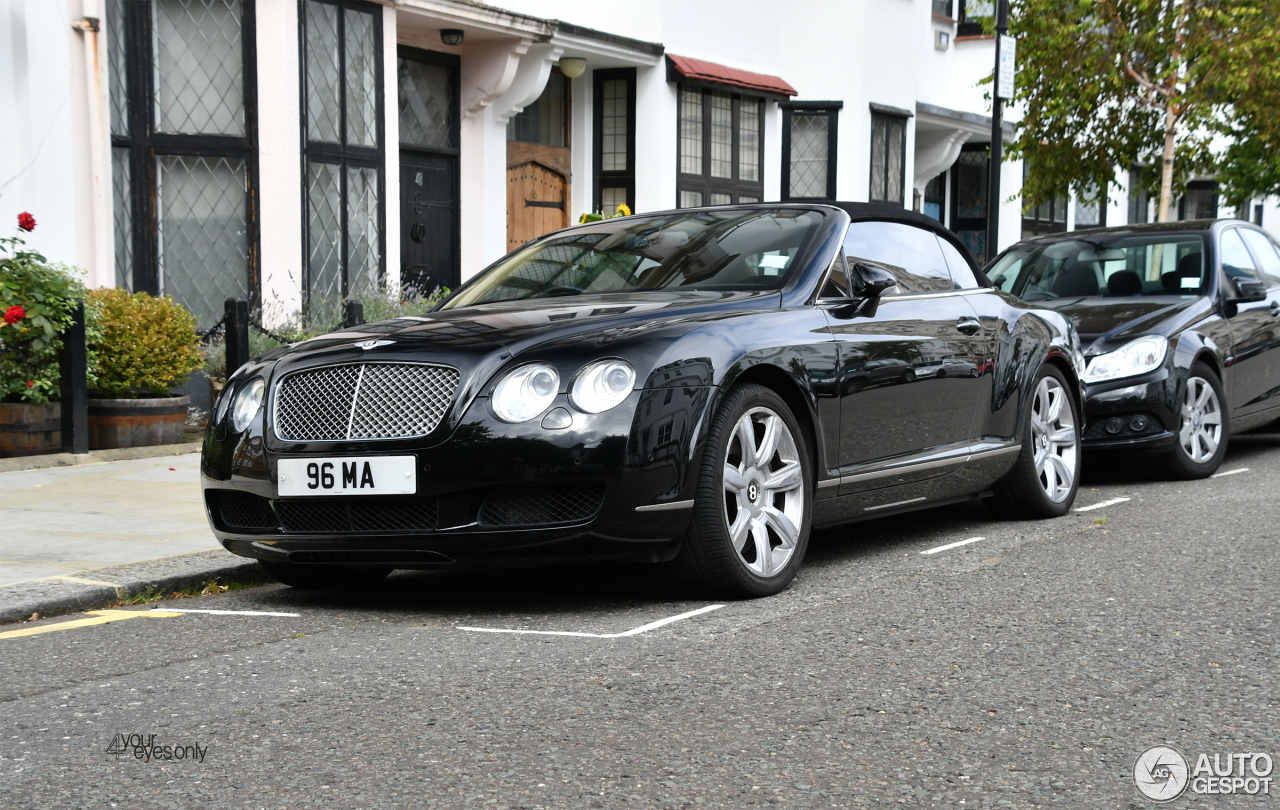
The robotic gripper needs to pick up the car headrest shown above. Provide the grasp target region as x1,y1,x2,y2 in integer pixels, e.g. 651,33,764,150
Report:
1051,260,1100,297
1106,270,1142,296
1162,253,1202,291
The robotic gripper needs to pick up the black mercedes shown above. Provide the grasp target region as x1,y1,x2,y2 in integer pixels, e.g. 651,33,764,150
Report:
988,219,1280,479
203,203,1084,597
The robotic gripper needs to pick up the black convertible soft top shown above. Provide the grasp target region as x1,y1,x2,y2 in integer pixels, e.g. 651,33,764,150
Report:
827,201,986,284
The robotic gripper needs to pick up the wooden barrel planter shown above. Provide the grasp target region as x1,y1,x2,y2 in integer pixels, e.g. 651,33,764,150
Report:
88,395,190,450
0,402,61,458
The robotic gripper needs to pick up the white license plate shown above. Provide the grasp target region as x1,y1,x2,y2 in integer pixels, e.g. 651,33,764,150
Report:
277,456,415,497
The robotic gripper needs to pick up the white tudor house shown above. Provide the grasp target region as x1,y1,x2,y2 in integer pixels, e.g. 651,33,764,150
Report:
2,0,1275,331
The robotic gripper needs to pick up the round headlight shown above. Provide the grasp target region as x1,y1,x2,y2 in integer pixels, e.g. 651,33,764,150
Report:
570,359,636,414
229,378,265,433
492,364,560,423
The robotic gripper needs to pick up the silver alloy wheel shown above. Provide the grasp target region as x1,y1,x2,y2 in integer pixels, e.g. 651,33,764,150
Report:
1179,375,1223,462
1030,376,1077,503
722,406,805,578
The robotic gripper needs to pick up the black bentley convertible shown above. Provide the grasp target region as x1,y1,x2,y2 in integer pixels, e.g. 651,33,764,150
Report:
203,203,1084,597
988,219,1280,478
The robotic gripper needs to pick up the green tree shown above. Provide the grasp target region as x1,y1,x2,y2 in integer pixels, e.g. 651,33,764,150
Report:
1009,0,1280,221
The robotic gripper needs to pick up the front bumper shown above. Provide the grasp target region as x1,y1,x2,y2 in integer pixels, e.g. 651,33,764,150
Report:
201,387,711,567
1080,368,1178,451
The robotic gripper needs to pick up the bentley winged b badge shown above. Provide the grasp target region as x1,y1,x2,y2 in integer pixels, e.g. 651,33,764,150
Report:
355,339,395,350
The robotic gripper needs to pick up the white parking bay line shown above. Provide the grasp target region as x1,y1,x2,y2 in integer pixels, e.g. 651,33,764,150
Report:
457,604,725,639
921,536,984,555
1212,467,1250,478
151,608,301,617
1074,497,1131,512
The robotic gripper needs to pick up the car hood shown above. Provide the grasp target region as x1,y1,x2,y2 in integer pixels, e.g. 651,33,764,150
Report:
1033,296,1205,353
254,289,780,390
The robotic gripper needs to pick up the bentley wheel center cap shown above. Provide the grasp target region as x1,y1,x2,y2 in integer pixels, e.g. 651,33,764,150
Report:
748,482,759,502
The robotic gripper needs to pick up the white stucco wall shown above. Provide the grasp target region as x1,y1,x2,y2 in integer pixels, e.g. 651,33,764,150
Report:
255,0,303,327
0,1,86,274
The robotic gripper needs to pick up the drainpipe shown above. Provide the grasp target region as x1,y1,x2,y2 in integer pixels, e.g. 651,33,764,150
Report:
73,2,111,289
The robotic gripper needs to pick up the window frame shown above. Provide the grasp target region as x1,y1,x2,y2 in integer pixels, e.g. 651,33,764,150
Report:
298,0,386,303
397,45,460,157
110,0,260,306
675,84,765,207
868,109,908,206
592,67,637,215
781,101,841,201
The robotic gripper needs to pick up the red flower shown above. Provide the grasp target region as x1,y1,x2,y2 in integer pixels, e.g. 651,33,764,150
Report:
26,381,35,388
3,305,25,325
16,212,36,232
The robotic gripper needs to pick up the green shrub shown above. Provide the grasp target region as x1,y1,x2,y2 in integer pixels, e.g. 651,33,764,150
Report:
88,288,203,397
0,234,88,405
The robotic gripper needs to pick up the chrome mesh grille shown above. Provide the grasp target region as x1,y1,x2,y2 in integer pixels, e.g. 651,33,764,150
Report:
274,363,460,441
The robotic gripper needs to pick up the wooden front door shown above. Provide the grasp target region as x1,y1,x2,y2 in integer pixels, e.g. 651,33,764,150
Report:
507,161,568,251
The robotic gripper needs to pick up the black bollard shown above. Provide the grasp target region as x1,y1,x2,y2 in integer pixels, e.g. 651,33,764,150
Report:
59,300,89,454
225,298,249,376
342,300,365,329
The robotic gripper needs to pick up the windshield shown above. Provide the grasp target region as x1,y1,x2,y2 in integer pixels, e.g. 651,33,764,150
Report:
441,208,825,309
988,233,1210,301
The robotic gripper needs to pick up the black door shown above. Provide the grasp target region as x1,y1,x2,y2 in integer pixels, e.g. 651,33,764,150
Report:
828,221,991,494
400,154,457,294
1224,227,1280,417
397,46,459,294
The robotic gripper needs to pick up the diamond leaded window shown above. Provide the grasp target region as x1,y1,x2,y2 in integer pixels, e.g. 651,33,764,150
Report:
782,102,841,201
301,0,384,302
106,0,258,329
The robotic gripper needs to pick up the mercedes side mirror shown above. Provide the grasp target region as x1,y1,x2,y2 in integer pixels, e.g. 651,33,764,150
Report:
1227,276,1267,304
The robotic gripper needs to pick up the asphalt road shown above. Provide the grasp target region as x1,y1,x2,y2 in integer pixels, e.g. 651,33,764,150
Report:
2,432,1278,809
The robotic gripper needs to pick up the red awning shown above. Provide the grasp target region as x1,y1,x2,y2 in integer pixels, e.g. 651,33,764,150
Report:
666,54,797,97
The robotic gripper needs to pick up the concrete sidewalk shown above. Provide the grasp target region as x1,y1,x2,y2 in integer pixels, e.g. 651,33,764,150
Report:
0,448,267,622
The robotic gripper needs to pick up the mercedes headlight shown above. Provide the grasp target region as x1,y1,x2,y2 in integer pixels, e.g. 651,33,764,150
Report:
1082,336,1168,383
229,378,265,433
492,363,560,423
570,360,636,413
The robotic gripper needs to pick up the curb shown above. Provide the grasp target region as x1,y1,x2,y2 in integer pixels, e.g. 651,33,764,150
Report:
0,550,273,625
0,438,203,474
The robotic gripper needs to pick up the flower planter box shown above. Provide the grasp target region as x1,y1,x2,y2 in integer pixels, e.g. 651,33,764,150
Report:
0,401,61,457
88,395,190,450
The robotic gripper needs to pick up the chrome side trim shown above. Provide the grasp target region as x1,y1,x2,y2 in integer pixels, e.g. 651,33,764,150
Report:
966,444,1021,462
635,499,696,513
864,496,927,512
883,288,991,302
840,454,965,484
827,443,1020,490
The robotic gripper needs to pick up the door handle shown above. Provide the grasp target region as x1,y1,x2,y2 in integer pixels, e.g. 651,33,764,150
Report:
956,317,982,335
1269,301,1279,318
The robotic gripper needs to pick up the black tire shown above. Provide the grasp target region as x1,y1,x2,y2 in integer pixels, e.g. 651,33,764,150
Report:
670,384,813,598
902,369,916,383
1165,362,1228,479
261,560,393,590
989,364,1081,519
936,369,947,378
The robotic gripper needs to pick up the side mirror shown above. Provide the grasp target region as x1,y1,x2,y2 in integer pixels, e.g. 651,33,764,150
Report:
851,261,898,299
1228,276,1267,304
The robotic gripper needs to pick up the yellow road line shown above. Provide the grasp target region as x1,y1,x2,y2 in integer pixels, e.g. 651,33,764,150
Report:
0,609,183,639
